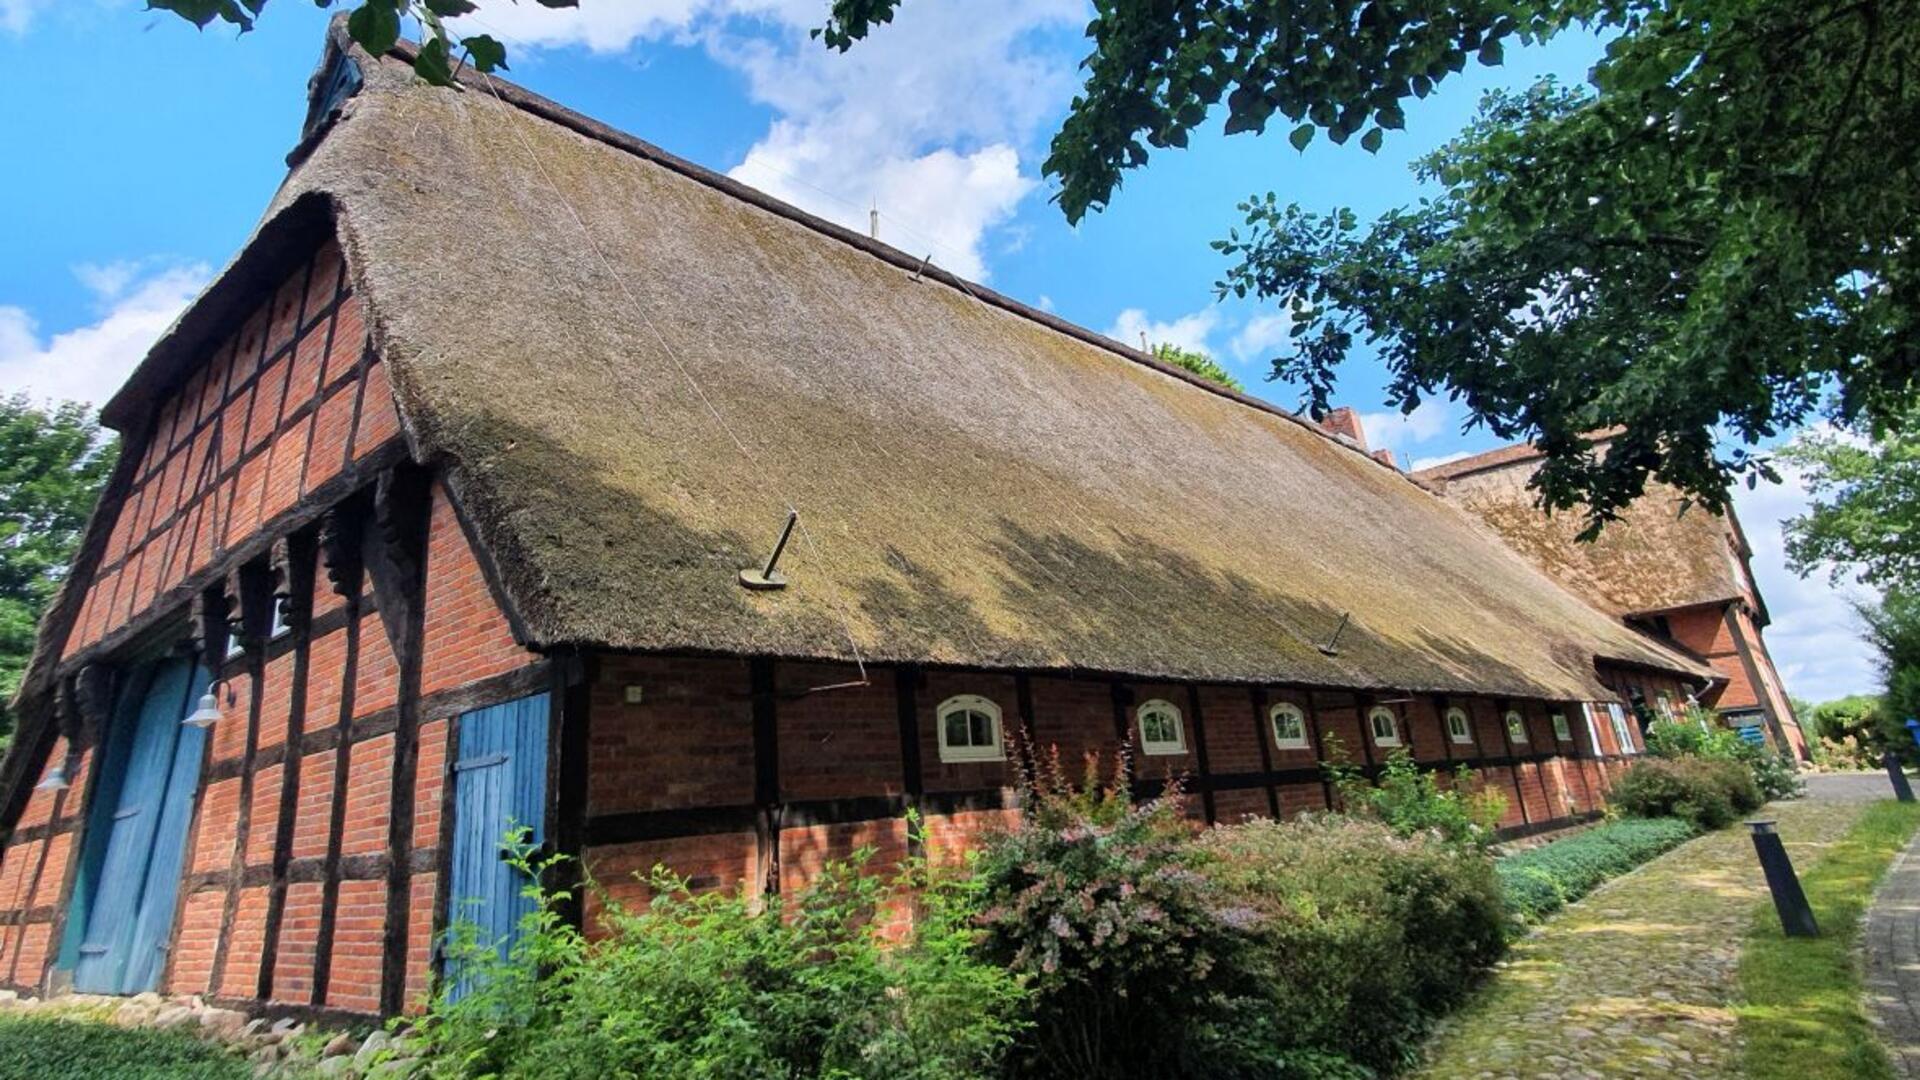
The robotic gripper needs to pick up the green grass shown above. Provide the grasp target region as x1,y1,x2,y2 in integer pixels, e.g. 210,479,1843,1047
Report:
0,1013,253,1080
1737,799,1920,1080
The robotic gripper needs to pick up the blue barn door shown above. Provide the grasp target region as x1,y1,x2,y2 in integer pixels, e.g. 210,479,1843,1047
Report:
71,656,210,994
446,692,549,997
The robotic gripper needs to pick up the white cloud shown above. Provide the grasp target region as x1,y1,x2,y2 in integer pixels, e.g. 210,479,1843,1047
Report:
1730,455,1879,705
0,263,208,408
1105,306,1221,355
1358,399,1453,453
1411,449,1475,472
0,0,48,34
1229,310,1297,363
459,0,1081,281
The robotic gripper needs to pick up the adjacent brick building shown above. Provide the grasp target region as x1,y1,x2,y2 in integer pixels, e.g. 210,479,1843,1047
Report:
1416,439,1808,758
0,24,1715,1019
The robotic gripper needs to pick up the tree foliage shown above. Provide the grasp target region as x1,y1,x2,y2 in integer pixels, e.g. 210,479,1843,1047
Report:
0,398,116,742
1781,414,1920,592
1149,342,1242,392
1860,590,1920,736
823,0,1920,530
148,0,579,86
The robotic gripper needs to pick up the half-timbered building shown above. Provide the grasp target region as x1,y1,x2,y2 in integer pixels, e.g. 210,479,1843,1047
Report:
0,22,1714,1019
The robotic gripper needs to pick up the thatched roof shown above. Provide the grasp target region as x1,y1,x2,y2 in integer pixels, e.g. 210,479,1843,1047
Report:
89,25,1710,704
1417,444,1748,618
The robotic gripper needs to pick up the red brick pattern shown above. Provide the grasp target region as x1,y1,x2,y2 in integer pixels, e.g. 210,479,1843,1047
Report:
217,886,272,999
272,881,326,1003
168,889,226,996
325,878,387,1012
341,734,395,857
59,236,401,662
419,481,531,696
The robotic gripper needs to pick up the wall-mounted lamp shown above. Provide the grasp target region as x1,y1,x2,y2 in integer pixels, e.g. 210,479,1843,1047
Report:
35,761,69,792
183,681,226,729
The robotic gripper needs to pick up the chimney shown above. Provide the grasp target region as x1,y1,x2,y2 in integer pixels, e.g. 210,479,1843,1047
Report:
1318,407,1368,450
1371,448,1399,470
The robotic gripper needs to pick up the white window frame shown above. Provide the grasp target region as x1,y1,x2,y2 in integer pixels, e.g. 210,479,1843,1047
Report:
935,694,1005,763
1368,706,1400,747
1504,709,1529,744
268,598,292,641
1269,702,1309,750
1607,702,1638,755
1656,691,1675,721
1551,711,1572,742
1445,706,1474,745
1136,699,1187,756
1582,703,1606,753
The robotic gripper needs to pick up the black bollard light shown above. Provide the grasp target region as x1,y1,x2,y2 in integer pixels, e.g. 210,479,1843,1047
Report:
1886,751,1916,803
1748,820,1819,938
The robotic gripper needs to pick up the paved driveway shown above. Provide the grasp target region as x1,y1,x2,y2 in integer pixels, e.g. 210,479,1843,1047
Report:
1418,782,1880,1079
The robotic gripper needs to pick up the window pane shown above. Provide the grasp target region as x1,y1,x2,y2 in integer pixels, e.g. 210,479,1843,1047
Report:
945,713,968,747
969,711,992,748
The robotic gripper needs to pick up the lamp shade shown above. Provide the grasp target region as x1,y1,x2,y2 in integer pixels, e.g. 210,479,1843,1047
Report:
183,690,222,729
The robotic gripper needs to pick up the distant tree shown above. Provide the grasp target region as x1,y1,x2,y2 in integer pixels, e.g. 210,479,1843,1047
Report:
1861,591,1920,740
0,398,117,744
1150,343,1242,393
1781,414,1920,593
822,0,1920,533
149,1,579,85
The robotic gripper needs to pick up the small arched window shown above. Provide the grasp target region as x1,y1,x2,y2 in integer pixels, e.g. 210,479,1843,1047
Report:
1269,702,1309,750
1368,706,1400,747
1136,699,1187,756
1445,706,1473,745
1551,711,1572,741
936,695,1004,763
1505,709,1529,744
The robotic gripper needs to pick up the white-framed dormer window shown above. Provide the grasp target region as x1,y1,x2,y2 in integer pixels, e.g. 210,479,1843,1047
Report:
936,694,1005,763
1504,709,1530,744
1551,712,1572,741
269,598,292,641
1368,706,1400,747
1445,706,1473,745
1136,699,1187,755
1269,702,1310,750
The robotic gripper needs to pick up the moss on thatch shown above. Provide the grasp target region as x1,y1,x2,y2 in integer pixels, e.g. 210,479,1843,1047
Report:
97,29,1711,704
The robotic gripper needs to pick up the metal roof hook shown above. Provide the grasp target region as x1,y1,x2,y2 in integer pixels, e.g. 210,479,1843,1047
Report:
740,510,799,591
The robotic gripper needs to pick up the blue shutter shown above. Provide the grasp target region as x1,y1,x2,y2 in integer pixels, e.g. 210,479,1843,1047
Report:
446,692,550,999
70,658,207,994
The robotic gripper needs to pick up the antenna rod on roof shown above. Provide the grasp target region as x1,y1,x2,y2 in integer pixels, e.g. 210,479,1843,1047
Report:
740,510,799,591
911,254,931,282
869,204,879,240
1317,612,1351,657
1140,332,1150,352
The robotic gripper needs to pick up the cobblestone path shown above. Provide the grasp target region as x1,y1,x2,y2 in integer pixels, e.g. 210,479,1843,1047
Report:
1867,824,1920,1078
1417,795,1875,1080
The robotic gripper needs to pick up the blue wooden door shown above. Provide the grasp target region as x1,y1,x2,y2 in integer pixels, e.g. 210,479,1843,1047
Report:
71,657,209,994
446,692,549,995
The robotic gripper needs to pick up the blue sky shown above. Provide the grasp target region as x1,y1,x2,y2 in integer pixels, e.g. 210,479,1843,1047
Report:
0,0,1876,703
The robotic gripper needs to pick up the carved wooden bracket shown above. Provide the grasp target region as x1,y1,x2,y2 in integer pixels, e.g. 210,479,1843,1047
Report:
364,465,432,664
319,501,365,598
71,664,115,751
193,584,234,661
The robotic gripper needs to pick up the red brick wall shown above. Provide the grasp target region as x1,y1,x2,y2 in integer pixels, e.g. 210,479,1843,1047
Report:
0,226,544,1014
579,660,1630,931
60,237,398,663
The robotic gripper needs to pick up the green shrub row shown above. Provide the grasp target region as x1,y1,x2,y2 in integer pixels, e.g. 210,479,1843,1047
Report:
1497,817,1698,923
1610,754,1763,829
418,754,1514,1080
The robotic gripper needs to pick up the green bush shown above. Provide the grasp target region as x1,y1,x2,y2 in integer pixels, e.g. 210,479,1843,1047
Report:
1194,816,1508,1076
1645,710,1805,802
1610,756,1762,828
973,757,1267,1079
0,1015,250,1080
1497,817,1698,922
417,832,1025,1080
1324,743,1508,850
